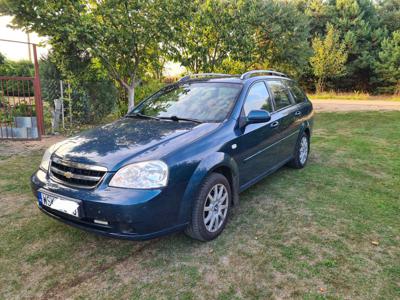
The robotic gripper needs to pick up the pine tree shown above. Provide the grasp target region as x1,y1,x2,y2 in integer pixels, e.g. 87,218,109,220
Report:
375,31,400,94
310,24,348,92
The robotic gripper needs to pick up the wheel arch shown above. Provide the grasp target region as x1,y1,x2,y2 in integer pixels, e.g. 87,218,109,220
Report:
304,126,310,138
178,152,239,224
210,164,239,206
297,120,312,144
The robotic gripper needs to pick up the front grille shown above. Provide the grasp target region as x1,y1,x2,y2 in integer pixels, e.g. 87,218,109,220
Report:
49,157,107,188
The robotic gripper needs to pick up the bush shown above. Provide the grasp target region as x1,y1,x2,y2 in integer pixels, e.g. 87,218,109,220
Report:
69,80,118,124
0,59,35,96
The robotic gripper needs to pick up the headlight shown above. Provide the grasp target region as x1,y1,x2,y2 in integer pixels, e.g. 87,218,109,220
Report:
39,144,57,171
109,160,169,189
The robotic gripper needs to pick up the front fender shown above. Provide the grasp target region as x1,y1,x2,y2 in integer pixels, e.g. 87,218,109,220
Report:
177,152,239,224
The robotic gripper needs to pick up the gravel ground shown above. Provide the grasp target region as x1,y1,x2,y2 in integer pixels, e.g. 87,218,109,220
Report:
311,99,400,112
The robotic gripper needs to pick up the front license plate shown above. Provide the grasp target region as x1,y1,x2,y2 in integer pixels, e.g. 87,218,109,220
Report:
38,191,81,218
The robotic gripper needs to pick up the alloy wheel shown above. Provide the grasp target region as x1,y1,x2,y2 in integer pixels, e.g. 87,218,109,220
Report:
299,136,308,165
203,183,229,232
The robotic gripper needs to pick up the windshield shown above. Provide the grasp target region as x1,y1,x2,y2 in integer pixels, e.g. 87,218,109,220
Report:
132,82,242,122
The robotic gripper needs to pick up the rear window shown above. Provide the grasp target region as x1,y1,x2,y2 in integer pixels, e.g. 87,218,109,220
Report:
287,81,307,104
266,80,292,110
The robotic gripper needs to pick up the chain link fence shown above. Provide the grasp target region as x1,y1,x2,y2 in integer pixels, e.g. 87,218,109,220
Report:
41,79,118,133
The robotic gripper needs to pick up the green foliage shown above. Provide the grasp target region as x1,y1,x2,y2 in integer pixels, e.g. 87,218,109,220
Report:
310,24,348,92
66,80,117,125
13,102,35,116
377,0,400,33
0,52,5,65
171,0,311,78
374,31,400,94
0,102,36,123
251,0,312,78
62,59,118,125
331,0,384,90
39,54,62,102
0,0,186,110
0,58,34,96
115,80,165,117
302,0,399,92
169,0,254,73
1,0,400,106
38,52,118,124
0,59,34,78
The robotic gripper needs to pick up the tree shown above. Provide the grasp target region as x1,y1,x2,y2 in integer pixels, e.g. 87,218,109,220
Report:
251,0,311,77
376,0,400,34
169,0,255,73
310,24,348,92
0,0,186,111
304,0,333,37
375,31,400,94
328,0,384,91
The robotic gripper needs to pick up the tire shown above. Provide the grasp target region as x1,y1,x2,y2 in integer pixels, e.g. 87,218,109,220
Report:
288,132,310,169
185,173,231,241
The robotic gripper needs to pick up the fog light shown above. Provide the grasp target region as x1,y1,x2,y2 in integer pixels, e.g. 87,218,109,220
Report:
94,219,109,225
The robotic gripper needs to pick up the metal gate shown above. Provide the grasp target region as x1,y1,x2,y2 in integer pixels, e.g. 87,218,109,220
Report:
0,41,44,140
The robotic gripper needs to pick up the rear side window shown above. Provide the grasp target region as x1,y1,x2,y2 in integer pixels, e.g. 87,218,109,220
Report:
267,80,292,110
287,81,307,103
243,81,272,114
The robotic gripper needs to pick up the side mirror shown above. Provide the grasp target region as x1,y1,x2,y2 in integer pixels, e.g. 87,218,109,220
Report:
246,110,271,125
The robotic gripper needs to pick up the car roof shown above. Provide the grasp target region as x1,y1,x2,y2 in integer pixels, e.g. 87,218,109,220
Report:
179,71,293,85
185,76,292,84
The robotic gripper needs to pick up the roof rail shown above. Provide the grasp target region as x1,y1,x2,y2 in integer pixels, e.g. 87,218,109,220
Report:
178,73,235,82
240,70,288,80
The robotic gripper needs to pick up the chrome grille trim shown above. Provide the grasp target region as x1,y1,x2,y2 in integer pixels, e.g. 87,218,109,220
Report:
50,166,102,181
49,157,107,189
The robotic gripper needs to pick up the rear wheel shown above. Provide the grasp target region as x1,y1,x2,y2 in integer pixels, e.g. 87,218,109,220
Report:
185,173,231,241
288,132,310,169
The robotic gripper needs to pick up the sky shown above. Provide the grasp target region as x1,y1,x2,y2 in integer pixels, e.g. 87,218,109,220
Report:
0,15,183,75
0,16,49,61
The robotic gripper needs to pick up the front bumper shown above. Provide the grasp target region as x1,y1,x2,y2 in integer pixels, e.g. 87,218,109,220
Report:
31,169,188,240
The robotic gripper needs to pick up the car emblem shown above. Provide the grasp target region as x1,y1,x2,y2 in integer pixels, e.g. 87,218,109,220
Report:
64,171,73,179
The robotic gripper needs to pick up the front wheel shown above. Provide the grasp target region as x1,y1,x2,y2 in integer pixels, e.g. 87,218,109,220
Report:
288,132,310,169
185,173,231,241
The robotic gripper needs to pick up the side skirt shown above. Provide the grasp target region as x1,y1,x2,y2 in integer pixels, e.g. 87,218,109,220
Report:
238,156,293,193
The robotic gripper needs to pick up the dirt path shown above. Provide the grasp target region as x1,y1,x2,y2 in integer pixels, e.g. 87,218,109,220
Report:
312,99,400,112
0,135,65,158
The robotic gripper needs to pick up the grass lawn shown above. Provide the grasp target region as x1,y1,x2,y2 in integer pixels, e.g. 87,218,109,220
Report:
0,112,399,299
308,92,400,101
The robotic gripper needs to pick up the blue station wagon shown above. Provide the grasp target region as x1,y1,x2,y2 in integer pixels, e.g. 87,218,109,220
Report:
31,70,314,241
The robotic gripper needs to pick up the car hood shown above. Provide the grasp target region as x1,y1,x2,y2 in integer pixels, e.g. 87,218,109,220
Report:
52,118,219,171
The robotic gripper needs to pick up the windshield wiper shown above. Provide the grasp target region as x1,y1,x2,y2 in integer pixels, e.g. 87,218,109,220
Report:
159,115,203,124
126,113,161,121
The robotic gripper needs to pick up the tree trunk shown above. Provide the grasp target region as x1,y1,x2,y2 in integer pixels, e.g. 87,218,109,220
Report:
316,77,325,93
127,85,135,112
395,80,400,95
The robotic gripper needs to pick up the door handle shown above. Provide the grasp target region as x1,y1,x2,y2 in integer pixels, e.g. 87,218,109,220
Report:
294,111,302,116
270,121,279,128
